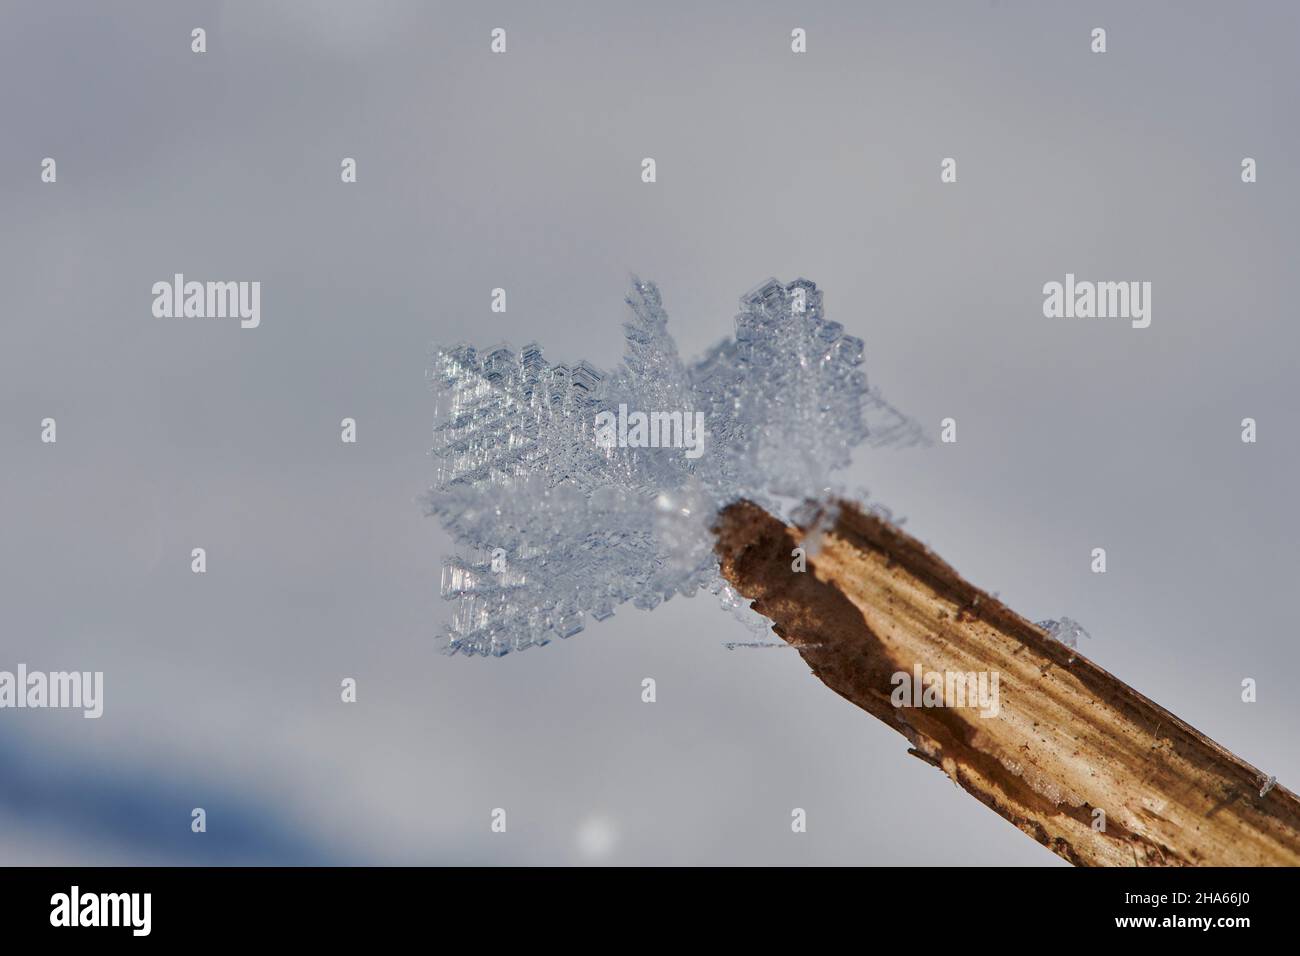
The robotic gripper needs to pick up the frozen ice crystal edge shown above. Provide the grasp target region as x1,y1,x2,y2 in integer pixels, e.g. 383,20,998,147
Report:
425,277,924,657
1036,617,1092,662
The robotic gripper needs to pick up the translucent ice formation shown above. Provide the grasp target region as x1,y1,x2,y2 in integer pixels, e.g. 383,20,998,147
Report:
1036,617,1092,656
426,277,923,656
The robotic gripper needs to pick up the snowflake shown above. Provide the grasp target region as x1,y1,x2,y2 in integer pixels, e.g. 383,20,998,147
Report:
424,277,923,656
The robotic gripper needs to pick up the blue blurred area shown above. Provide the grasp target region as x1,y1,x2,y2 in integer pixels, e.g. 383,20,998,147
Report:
0,731,340,865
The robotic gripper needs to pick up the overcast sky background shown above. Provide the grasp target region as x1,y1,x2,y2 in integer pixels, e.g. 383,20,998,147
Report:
1,0,1297,865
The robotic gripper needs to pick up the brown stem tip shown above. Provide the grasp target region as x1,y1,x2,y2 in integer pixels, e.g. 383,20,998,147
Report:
713,498,1300,867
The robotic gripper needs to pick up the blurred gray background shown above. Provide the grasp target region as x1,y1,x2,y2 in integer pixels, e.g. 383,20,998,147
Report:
1,0,1296,865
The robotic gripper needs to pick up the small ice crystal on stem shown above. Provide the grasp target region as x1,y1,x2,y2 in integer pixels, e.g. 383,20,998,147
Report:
1036,617,1092,662
425,277,923,656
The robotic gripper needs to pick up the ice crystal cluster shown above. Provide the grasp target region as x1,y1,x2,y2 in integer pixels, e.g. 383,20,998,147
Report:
1036,617,1092,661
426,277,923,656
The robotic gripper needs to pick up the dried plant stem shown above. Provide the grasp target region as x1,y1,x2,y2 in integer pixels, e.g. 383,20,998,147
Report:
713,499,1300,866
